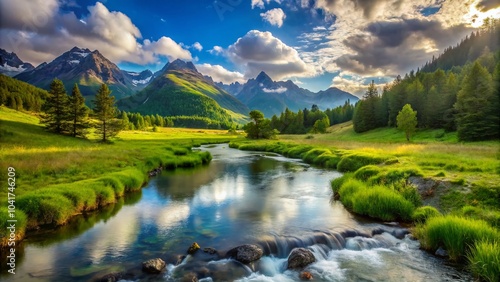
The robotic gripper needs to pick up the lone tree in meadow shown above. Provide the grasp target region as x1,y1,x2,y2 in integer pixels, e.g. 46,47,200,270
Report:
93,84,124,142
41,79,69,134
245,110,277,139
397,104,418,141
68,84,90,138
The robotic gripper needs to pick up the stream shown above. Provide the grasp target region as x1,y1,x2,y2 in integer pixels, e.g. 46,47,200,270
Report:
1,144,472,281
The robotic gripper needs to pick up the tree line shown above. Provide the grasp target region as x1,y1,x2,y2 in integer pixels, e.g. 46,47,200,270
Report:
269,101,355,134
353,53,499,141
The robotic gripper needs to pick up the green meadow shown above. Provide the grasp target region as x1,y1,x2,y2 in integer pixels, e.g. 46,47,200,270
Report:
0,106,244,246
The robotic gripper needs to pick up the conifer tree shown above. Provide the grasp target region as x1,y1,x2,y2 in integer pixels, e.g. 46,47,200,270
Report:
93,84,124,142
455,61,496,141
68,84,90,138
42,79,69,134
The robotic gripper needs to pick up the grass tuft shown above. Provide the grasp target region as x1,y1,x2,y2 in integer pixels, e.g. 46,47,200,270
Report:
467,240,500,282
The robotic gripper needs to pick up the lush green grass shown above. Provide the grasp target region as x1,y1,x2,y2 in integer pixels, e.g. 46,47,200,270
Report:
412,206,442,223
416,215,500,261
467,240,500,282
0,106,243,246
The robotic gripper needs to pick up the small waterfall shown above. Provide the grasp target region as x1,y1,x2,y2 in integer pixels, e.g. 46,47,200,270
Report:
256,229,378,258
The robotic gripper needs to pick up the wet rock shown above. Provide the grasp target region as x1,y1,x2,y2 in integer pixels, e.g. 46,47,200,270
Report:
176,255,187,265
95,272,127,282
187,242,201,255
142,258,166,274
300,271,314,280
287,248,316,269
226,244,263,264
148,166,163,177
435,247,448,257
181,272,198,282
391,229,410,239
203,247,218,255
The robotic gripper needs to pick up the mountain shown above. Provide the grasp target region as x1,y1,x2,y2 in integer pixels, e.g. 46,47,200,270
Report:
0,49,34,77
14,47,151,100
234,71,358,117
214,81,244,96
117,59,250,125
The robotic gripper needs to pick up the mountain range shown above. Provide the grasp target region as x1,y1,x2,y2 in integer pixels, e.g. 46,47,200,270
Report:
1,46,358,122
0,48,34,77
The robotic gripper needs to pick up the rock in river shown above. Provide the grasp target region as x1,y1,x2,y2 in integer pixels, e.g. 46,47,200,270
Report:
187,242,201,255
226,244,263,264
142,258,166,274
287,248,316,269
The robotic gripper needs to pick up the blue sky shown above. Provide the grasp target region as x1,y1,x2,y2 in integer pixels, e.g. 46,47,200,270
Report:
1,0,499,95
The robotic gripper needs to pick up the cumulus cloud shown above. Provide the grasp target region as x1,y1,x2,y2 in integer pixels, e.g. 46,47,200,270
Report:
260,8,286,27
208,45,224,55
195,63,246,84
226,30,314,80
0,1,192,65
192,42,203,51
331,74,387,98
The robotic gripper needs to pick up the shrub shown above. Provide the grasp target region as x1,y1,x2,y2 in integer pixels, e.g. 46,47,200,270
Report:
351,185,415,221
412,206,441,223
417,216,500,261
354,165,381,181
467,240,500,282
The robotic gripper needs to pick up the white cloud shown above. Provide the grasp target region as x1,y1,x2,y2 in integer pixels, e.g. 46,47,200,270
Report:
208,45,224,55
196,63,246,84
226,30,314,80
0,1,192,65
331,74,387,98
251,0,282,9
263,86,287,93
260,8,286,27
192,42,203,51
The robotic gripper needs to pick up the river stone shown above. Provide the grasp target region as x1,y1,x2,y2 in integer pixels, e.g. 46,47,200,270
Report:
226,244,263,264
187,242,201,255
300,271,314,280
142,258,166,274
203,247,218,255
287,248,316,269
435,247,448,257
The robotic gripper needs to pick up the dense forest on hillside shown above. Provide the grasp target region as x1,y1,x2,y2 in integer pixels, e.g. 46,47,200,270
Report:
0,74,48,112
353,23,500,141
268,101,355,134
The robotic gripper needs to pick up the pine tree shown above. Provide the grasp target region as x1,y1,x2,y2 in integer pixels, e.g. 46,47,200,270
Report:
455,61,496,141
93,84,124,142
397,104,418,141
42,79,69,134
68,84,90,138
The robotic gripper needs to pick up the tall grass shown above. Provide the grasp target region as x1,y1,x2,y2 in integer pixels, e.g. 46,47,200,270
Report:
412,206,441,223
467,240,500,282
417,216,500,261
351,185,415,221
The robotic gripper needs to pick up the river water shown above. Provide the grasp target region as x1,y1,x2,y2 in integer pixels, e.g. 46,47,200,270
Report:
2,144,471,281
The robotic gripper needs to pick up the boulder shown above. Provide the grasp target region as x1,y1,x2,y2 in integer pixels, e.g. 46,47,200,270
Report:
287,248,316,269
226,244,263,264
142,258,166,274
203,247,218,255
187,242,201,255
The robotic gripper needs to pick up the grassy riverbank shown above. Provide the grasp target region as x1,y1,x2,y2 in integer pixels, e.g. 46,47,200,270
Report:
0,106,244,246
229,121,500,281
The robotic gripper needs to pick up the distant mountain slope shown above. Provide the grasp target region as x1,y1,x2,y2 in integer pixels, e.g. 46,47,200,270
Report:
0,48,34,77
14,47,151,100
234,71,358,117
117,59,249,125
0,74,48,112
